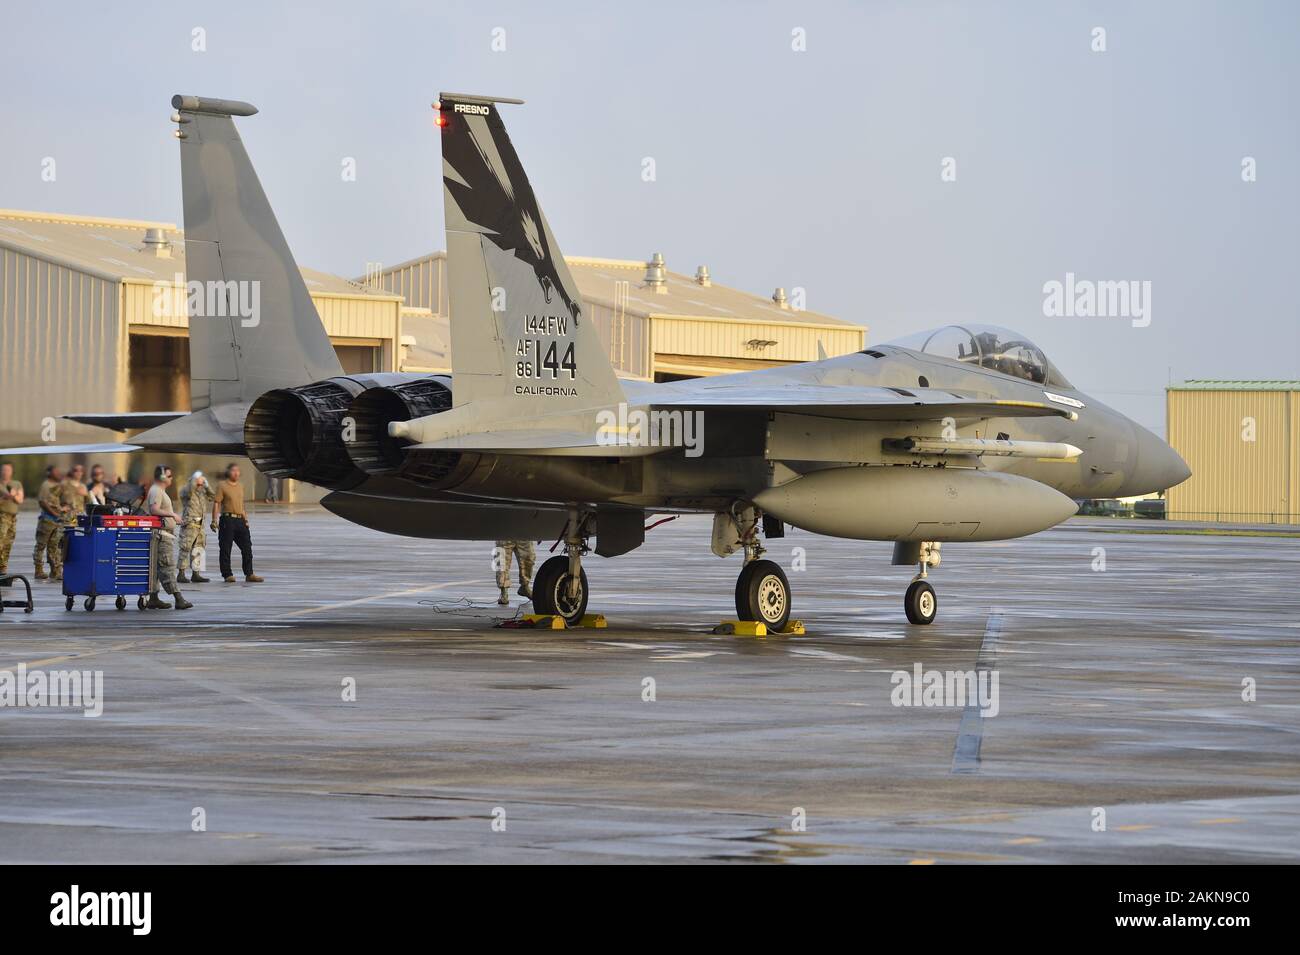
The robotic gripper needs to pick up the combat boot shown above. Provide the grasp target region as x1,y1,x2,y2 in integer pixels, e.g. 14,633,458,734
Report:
146,592,172,609
34,562,47,580
498,587,510,605
190,572,210,583
517,583,532,598
176,572,189,584
170,591,193,610
245,574,264,583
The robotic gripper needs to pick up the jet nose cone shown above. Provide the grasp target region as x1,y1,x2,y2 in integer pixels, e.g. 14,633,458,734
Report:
1125,430,1192,495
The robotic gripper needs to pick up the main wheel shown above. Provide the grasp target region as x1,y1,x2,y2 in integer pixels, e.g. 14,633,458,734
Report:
531,555,589,626
735,559,791,632
115,595,127,611
904,579,937,625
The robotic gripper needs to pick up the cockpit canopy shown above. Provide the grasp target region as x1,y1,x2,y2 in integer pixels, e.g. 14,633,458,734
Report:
886,324,1071,388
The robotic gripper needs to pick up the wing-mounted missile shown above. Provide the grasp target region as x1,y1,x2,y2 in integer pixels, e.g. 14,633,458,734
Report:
883,436,1084,459
753,466,1078,542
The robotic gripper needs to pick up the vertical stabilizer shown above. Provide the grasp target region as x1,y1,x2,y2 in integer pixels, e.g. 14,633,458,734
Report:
437,93,623,413
171,95,343,411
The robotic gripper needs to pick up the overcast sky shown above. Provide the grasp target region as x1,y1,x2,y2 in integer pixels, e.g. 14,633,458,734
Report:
3,0,1297,433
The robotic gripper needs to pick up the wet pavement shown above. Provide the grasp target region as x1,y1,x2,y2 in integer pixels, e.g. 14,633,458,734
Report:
1,508,1297,863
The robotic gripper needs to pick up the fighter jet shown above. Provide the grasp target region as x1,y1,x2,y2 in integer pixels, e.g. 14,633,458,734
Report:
6,93,1191,628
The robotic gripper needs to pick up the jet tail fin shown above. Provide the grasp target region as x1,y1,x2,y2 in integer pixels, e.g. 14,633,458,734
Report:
436,93,623,415
171,95,343,412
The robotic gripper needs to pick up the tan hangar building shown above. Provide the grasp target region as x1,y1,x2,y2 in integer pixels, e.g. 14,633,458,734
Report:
1166,380,1300,524
366,251,867,379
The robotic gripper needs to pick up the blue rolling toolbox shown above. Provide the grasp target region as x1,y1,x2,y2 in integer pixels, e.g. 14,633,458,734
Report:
62,513,160,611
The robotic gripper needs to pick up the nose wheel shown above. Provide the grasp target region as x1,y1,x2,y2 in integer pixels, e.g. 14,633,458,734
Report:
904,579,937,625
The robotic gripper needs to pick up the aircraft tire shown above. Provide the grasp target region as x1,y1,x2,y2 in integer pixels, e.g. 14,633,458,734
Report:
904,580,937,625
532,555,589,626
735,559,791,632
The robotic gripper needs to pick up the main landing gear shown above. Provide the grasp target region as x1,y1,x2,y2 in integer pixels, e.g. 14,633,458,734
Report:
720,505,793,632
531,506,591,626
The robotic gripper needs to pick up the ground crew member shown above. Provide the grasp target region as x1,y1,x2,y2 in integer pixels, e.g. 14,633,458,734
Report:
59,464,90,527
176,471,214,584
211,463,263,583
33,465,67,580
494,540,536,605
0,462,23,576
145,465,191,610
87,464,110,507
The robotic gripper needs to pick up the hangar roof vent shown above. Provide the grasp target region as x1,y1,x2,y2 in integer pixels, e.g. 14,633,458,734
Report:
142,227,172,257
694,265,711,287
772,286,789,309
644,252,667,293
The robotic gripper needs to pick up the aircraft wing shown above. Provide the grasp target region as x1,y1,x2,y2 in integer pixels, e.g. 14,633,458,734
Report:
649,385,1077,422
0,442,143,455
60,411,188,432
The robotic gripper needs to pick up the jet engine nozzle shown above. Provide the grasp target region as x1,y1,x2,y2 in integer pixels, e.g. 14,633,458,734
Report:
343,377,453,475
243,380,367,490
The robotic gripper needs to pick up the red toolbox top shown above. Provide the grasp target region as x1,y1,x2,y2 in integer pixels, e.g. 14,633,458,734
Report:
96,514,162,529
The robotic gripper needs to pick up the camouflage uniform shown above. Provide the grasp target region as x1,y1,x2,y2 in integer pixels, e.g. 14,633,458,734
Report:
146,483,179,596
58,477,89,527
33,478,67,577
177,477,215,574
494,540,536,592
0,478,21,574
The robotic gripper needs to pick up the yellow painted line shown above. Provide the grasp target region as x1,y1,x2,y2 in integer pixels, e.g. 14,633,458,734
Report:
270,578,480,618
1006,836,1044,845
907,859,935,865
1195,817,1242,825
8,639,146,670
1114,824,1154,832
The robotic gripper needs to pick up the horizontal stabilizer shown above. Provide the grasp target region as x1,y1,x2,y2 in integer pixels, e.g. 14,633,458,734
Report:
0,442,142,456
61,411,188,432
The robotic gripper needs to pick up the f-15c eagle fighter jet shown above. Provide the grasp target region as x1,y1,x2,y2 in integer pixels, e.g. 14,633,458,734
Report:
9,92,1191,628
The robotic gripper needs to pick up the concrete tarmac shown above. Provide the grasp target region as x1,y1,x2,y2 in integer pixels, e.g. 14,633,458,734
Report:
1,508,1297,863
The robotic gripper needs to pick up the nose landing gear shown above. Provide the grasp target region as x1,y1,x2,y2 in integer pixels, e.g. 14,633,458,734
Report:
900,541,940,625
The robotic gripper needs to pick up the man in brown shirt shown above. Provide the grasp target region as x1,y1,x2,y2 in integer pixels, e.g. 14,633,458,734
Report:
0,462,24,575
211,463,263,583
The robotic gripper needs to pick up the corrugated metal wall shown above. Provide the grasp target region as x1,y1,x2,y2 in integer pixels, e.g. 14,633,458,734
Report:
650,316,863,364
0,247,123,446
373,257,445,314
122,282,402,371
586,300,650,379
1167,390,1298,523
